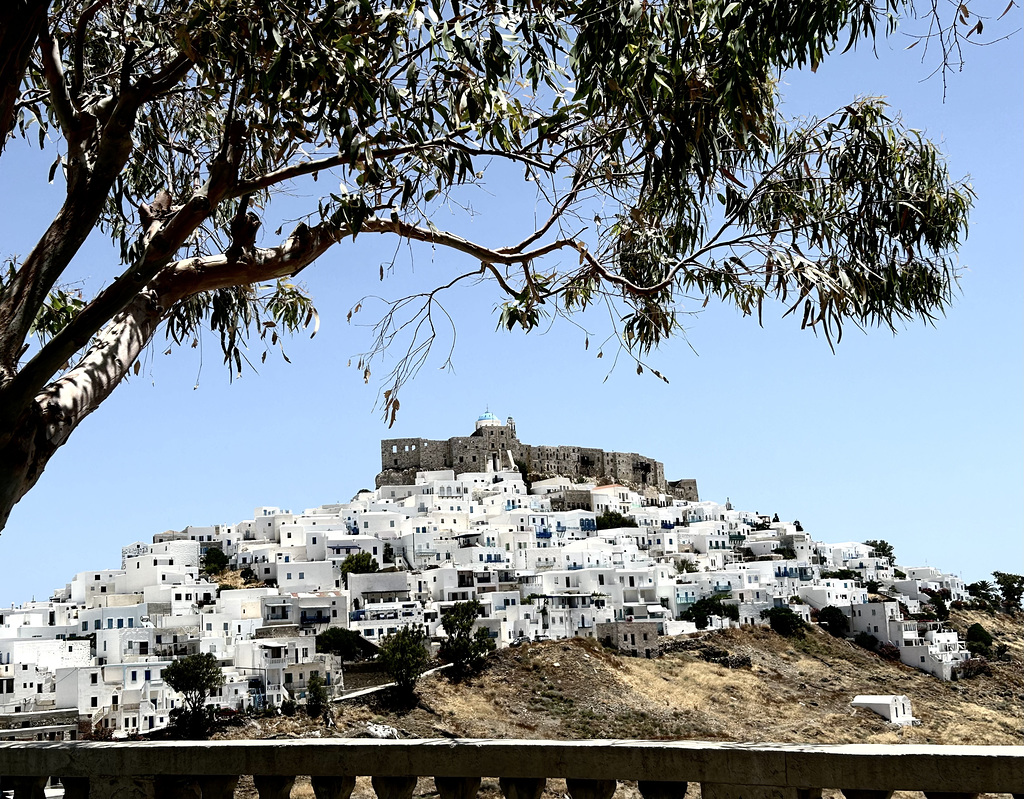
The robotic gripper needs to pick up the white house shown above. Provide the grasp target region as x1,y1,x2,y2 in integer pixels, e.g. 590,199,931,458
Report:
851,694,918,725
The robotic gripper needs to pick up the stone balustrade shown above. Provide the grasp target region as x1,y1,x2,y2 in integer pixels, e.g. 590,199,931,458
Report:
0,739,1021,799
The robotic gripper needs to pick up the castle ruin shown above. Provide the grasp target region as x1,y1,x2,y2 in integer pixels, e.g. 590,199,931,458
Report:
376,412,698,500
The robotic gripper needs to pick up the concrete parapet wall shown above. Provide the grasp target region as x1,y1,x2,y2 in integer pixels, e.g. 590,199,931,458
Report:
0,740,1020,792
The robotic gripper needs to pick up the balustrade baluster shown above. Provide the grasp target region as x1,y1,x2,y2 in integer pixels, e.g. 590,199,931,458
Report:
311,776,357,799
372,775,418,799
253,775,295,799
498,777,546,799
567,778,616,799
10,776,47,799
435,776,481,799
197,776,239,799
90,776,158,799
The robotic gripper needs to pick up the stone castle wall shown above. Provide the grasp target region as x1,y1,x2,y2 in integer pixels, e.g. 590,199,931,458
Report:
377,420,696,498
380,438,449,471
667,479,699,502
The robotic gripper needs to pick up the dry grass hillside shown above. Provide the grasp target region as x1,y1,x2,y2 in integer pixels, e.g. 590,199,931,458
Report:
224,608,1021,746
217,609,1021,799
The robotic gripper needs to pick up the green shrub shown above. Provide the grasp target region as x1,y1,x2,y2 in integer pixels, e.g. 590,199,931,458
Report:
992,571,1024,614
595,510,638,529
340,552,379,587
863,539,895,562
316,627,364,661
682,594,736,629
965,623,993,657
760,607,806,638
925,593,949,621
202,547,229,575
378,624,431,703
439,599,495,678
305,673,329,719
163,653,224,739
955,657,992,679
817,605,849,637
819,568,860,581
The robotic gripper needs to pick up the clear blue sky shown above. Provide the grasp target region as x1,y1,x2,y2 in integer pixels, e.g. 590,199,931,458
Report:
1,14,1021,604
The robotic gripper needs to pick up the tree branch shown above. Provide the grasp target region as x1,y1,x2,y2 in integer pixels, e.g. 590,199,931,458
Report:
38,28,77,137
228,132,555,200
230,152,355,198
0,47,193,379
2,125,247,418
498,161,591,254
70,0,112,101
153,222,346,304
359,216,585,269
131,52,193,101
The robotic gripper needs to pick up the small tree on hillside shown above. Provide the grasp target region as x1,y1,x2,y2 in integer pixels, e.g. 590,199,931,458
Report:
966,580,997,606
965,623,993,658
760,607,806,638
340,552,378,588
382,542,395,564
377,625,431,704
682,595,737,630
992,572,1024,615
202,547,229,575
163,653,224,738
305,672,329,720
922,590,950,621
819,568,860,581
439,599,496,678
595,510,638,530
817,605,849,637
316,627,364,661
863,539,895,563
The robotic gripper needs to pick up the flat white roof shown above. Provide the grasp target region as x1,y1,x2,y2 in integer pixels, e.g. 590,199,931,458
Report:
852,695,908,703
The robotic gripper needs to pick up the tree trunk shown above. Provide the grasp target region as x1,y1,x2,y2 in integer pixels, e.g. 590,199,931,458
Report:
0,0,49,154
0,219,339,532
0,290,163,531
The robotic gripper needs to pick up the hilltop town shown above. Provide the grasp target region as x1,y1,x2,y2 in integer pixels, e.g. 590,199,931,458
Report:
0,414,999,740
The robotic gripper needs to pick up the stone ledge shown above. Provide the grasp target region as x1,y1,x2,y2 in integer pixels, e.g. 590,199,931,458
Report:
0,740,1020,792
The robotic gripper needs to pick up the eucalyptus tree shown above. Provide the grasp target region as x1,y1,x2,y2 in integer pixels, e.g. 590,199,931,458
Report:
0,0,981,531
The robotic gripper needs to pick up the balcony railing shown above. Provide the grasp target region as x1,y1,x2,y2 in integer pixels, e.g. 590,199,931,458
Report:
0,739,1019,799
